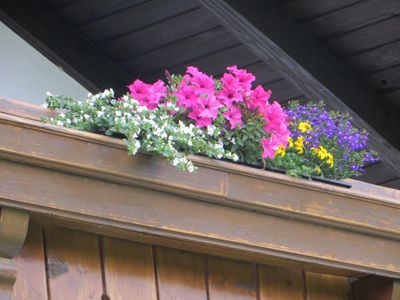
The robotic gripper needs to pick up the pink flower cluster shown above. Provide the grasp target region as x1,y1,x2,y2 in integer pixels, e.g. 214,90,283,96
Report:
127,65,290,159
128,79,166,110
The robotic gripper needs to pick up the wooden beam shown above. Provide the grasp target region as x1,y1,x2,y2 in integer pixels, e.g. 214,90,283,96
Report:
352,276,400,300
198,0,400,176
0,0,133,95
1,100,400,278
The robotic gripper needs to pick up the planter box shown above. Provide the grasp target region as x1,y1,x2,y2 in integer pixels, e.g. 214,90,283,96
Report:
0,98,400,279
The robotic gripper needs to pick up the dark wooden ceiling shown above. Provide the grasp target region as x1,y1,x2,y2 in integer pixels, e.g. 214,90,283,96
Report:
1,0,399,188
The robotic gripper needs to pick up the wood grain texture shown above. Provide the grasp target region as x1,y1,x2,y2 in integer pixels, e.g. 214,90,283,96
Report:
208,256,257,299
0,257,17,300
306,272,350,300
101,7,218,59
258,265,304,300
102,237,157,300
155,247,207,300
123,26,237,74
365,64,400,91
304,0,400,38
79,0,199,41
45,226,103,300
13,222,48,300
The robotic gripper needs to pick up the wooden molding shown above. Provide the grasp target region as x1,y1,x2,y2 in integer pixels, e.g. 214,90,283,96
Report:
1,99,400,278
352,276,400,300
198,0,400,177
0,257,17,300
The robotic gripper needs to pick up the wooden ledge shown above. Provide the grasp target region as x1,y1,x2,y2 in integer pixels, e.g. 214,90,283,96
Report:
1,98,400,278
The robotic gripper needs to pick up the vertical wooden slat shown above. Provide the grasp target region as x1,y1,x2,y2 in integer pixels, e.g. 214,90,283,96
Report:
351,275,400,300
306,272,350,300
13,222,48,300
102,237,157,300
207,256,257,300
155,246,207,300
258,265,304,300
45,226,103,300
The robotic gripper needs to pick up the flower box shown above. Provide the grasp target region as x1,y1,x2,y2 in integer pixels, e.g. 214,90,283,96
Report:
0,98,400,280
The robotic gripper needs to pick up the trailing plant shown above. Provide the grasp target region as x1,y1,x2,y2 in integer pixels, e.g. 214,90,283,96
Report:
266,101,379,179
43,66,290,172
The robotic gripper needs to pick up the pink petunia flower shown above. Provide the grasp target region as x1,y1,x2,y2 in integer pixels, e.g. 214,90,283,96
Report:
223,106,243,129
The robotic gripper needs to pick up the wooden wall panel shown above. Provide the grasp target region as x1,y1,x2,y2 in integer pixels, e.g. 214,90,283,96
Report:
207,256,257,299
102,237,157,300
44,226,103,300
259,265,304,300
306,272,350,300
13,222,47,300
155,247,207,300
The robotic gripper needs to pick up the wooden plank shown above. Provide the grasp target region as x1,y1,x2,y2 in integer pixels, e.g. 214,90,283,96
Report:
283,0,361,20
100,8,218,59
306,272,350,300
207,256,257,299
258,265,304,300
382,178,400,189
123,26,238,75
346,40,400,74
102,237,157,300
263,79,303,103
358,161,400,184
351,275,400,300
326,18,400,57
56,0,148,25
45,226,103,300
305,0,400,38
365,65,400,91
155,247,207,299
0,0,133,95
13,222,48,300
79,0,199,42
143,44,258,82
199,0,400,176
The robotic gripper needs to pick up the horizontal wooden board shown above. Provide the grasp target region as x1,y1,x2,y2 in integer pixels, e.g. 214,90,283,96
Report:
142,44,259,82
365,65,400,91
346,39,400,74
79,0,199,41
384,88,400,107
304,0,400,38
263,79,303,103
100,7,218,59
382,178,400,189
54,0,148,25
283,0,361,20
123,26,238,75
358,161,400,184
325,17,400,56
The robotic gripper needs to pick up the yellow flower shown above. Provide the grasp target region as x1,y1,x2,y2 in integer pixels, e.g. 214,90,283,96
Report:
298,122,312,133
294,136,304,154
288,137,294,148
315,166,322,175
326,153,334,168
275,145,286,157
311,145,328,160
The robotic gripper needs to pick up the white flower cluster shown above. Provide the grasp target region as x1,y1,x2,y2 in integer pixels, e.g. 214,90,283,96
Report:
45,90,238,172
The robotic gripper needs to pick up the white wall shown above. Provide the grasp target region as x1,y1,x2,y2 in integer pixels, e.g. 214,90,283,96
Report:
0,22,88,105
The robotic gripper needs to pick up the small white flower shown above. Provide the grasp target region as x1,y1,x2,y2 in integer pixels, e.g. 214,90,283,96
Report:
87,92,92,98
59,113,65,118
46,91,53,97
97,111,104,117
66,119,71,124
115,111,122,117
207,125,215,136
232,154,239,161
56,120,64,126
41,103,48,108
84,114,90,119
187,164,195,173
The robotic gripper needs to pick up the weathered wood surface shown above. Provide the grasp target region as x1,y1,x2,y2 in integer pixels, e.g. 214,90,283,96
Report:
0,100,400,278
102,237,157,300
45,226,103,300
258,265,304,300
14,224,356,300
13,223,48,300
